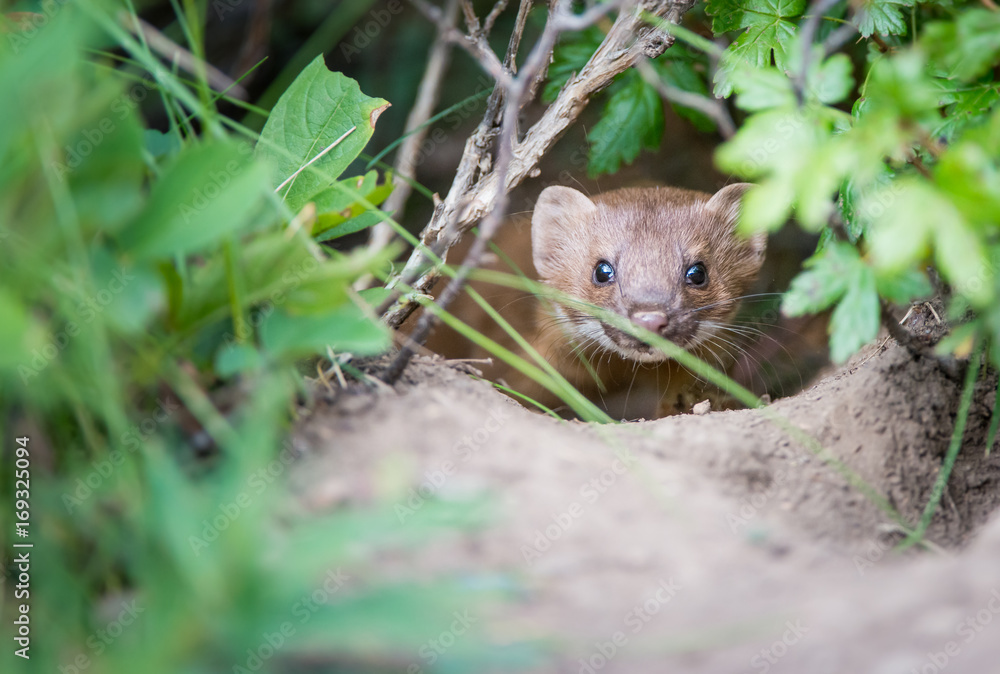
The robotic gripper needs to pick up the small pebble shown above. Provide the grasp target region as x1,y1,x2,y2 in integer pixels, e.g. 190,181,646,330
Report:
692,399,711,415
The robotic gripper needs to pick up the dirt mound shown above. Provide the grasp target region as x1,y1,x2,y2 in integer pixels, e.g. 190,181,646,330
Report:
291,341,1000,672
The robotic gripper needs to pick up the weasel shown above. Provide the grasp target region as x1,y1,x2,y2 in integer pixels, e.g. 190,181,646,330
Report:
424,183,766,419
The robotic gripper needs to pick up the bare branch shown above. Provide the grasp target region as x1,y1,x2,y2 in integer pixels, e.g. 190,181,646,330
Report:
410,0,513,88
366,0,460,258
794,0,841,103
381,0,696,332
635,59,735,138
483,0,512,35
380,0,693,381
121,12,247,99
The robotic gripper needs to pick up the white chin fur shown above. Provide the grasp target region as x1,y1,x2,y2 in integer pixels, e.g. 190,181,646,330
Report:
566,314,671,364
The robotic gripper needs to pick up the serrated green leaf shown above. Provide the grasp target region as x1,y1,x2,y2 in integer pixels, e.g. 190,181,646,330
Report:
829,264,880,363
934,218,991,308
707,0,804,97
811,53,854,106
782,242,859,316
933,141,1000,226
923,9,1000,81
864,50,938,118
856,0,913,38
875,267,932,304
119,140,269,259
733,68,796,112
741,178,795,232
931,84,1000,142
587,72,663,177
868,177,993,308
867,178,942,272
256,57,389,213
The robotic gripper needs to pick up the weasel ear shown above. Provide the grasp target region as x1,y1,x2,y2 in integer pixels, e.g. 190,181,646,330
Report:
532,186,598,280
707,182,766,265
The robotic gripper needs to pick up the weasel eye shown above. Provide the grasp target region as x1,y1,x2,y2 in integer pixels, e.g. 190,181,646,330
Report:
593,260,616,286
685,262,707,287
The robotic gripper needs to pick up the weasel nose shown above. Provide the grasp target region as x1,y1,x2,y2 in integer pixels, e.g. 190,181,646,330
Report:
631,311,669,337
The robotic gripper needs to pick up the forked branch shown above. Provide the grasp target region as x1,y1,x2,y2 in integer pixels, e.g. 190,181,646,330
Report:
380,0,697,336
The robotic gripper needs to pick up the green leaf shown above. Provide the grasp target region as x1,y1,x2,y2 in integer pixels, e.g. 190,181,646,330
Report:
256,57,389,213
931,84,1000,142
856,0,913,38
707,0,805,97
811,53,854,106
260,301,389,358
864,50,938,119
868,178,992,308
782,242,859,316
923,9,1000,81
64,108,147,238
89,248,164,334
119,140,270,259
314,210,388,243
587,72,664,177
0,288,37,371
215,343,264,376
875,267,932,304
544,27,603,102
650,48,716,131
311,170,394,236
829,264,880,363
733,68,796,112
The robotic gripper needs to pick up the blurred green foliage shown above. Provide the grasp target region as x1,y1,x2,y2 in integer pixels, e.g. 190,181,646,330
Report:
556,0,1000,366
0,2,519,672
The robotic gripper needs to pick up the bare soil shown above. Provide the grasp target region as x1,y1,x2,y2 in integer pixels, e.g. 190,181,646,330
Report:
291,339,1000,673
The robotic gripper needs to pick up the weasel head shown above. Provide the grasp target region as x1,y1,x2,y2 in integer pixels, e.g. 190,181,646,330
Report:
531,184,766,363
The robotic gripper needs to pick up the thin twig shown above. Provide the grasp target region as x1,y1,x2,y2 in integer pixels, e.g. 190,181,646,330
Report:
366,0,460,258
380,0,695,332
380,0,637,383
794,0,841,104
635,59,735,138
410,0,513,88
120,12,247,99
483,0,512,35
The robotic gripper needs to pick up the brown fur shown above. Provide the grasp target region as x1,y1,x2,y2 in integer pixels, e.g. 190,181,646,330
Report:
422,184,765,419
